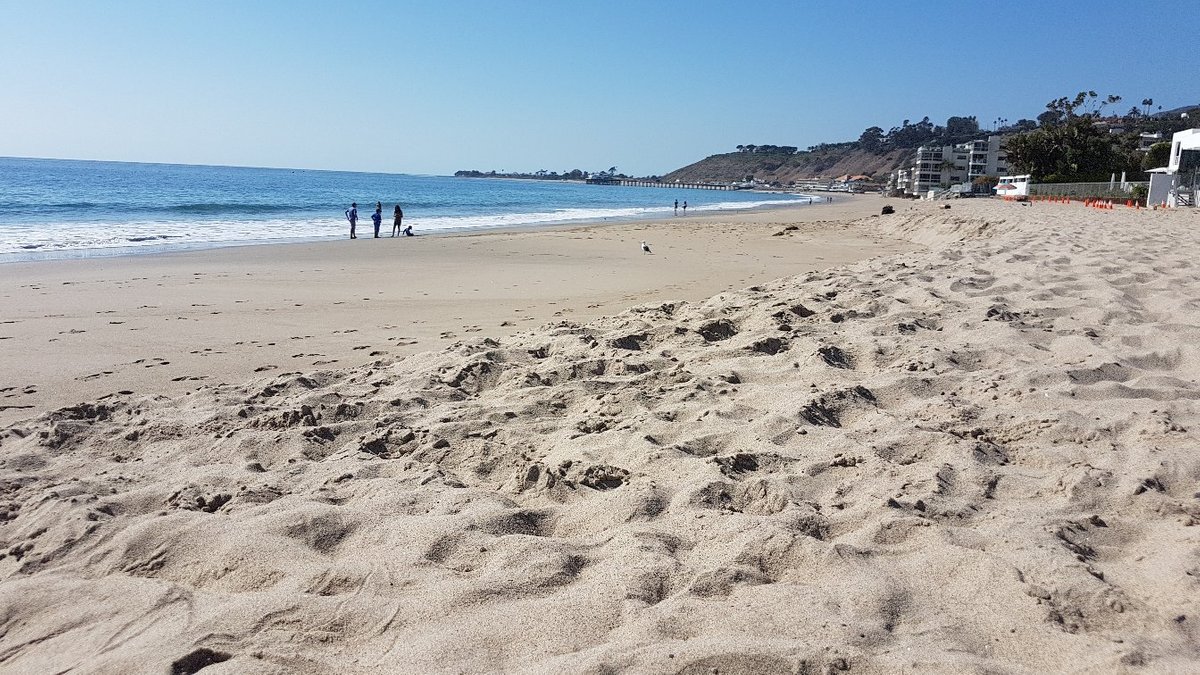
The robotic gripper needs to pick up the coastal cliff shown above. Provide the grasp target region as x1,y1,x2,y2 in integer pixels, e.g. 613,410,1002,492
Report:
662,146,909,184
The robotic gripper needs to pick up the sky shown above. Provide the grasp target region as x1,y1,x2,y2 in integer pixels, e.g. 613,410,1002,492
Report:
1,0,1196,176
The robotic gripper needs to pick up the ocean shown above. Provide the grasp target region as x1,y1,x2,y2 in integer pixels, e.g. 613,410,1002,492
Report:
0,157,816,261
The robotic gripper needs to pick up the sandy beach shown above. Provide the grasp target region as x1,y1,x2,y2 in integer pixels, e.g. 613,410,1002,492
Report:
0,196,899,427
2,197,1200,673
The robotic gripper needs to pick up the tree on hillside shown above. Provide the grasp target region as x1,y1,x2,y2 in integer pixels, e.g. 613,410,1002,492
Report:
1039,91,1123,127
1005,115,1129,182
946,116,980,138
1004,119,1038,134
858,126,885,152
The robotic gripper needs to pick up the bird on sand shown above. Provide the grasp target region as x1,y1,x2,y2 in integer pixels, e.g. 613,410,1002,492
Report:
641,241,652,254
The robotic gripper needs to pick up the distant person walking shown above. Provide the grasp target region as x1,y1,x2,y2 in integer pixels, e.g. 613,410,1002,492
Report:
674,199,678,215
392,204,404,237
345,202,358,239
371,205,383,238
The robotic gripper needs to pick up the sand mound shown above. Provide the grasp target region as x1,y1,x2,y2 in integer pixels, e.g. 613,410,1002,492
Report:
1,201,1198,672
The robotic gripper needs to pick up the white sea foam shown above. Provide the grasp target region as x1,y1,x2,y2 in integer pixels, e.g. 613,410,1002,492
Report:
0,196,816,260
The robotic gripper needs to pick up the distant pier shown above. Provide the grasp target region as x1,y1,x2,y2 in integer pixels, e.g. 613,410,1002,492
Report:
585,178,737,190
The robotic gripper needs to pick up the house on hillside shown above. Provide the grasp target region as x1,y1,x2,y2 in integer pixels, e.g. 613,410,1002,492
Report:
1147,128,1200,207
1139,132,1164,152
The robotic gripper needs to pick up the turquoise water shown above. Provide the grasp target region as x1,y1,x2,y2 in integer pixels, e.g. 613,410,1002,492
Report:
0,157,815,260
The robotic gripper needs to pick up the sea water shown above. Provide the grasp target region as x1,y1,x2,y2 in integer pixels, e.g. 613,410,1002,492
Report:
0,157,815,261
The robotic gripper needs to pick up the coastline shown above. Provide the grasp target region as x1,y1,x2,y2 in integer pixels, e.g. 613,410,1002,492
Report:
3,198,1199,672
0,193,822,265
0,156,824,264
0,195,903,426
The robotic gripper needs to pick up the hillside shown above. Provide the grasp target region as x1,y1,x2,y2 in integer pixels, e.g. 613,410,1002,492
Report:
662,146,910,185
660,95,1198,186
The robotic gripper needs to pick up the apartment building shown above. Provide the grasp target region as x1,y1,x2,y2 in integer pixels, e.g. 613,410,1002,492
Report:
888,135,1009,197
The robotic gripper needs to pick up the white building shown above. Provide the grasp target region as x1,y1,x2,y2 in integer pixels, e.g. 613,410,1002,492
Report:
1147,128,1200,207
890,135,1009,197
1139,132,1164,152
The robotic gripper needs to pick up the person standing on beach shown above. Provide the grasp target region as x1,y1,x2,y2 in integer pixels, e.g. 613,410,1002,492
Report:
392,204,404,237
345,202,358,239
682,200,687,214
674,199,678,215
371,205,383,238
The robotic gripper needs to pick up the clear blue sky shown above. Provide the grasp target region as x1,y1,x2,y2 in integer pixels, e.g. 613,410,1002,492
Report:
1,0,1194,176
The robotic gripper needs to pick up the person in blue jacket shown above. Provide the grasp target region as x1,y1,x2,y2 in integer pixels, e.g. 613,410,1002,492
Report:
371,203,383,238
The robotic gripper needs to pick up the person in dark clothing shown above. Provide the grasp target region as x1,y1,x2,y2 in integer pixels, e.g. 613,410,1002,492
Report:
392,205,404,237
345,202,358,239
371,205,383,238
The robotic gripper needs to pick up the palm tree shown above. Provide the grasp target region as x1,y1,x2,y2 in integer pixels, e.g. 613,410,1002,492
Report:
1142,98,1153,116
939,159,957,188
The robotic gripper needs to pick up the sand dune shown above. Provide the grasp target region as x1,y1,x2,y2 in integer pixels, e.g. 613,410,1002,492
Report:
1,200,1199,673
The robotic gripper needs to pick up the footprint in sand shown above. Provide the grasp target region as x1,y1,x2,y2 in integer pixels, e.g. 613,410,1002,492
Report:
254,365,278,372
78,371,114,381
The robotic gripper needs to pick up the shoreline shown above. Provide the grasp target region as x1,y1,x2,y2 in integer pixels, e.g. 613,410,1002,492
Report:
0,195,821,265
0,165,827,264
0,195,905,426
